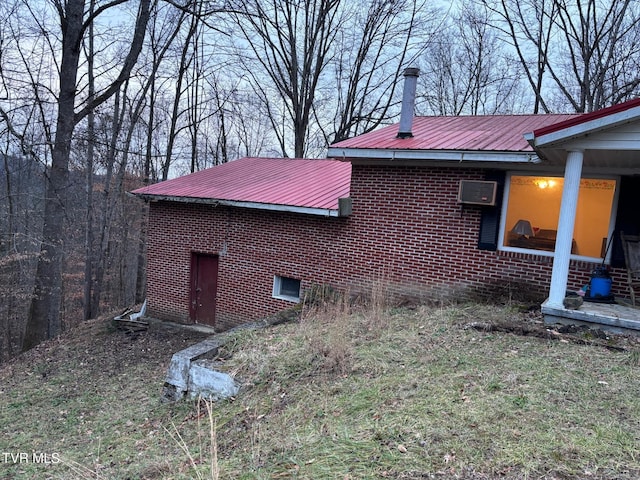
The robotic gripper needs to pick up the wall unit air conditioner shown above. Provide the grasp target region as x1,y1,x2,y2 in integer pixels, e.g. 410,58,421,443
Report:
458,180,497,206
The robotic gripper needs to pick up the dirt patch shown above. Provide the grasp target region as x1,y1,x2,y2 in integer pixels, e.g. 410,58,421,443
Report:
0,315,211,382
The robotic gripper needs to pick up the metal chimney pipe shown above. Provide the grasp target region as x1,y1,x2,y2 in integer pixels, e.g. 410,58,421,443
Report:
397,67,420,139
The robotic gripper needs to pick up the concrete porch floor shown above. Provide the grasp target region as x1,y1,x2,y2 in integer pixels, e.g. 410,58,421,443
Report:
542,297,640,334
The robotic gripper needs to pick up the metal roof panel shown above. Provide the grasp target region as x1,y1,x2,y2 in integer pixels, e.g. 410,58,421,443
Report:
331,114,582,152
131,157,351,211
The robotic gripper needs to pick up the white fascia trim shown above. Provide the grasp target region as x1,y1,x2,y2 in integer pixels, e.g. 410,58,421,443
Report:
327,147,540,164
136,194,339,217
529,105,640,147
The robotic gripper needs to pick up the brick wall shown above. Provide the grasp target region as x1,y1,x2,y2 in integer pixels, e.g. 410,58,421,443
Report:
145,164,629,329
146,201,353,330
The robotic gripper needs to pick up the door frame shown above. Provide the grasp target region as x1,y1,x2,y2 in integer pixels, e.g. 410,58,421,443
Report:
189,252,219,325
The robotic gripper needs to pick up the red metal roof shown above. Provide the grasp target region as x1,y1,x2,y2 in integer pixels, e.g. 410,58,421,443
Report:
533,97,640,137
131,157,351,212
330,114,581,152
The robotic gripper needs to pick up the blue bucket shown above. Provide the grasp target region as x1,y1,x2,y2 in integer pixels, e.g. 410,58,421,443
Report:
589,268,612,298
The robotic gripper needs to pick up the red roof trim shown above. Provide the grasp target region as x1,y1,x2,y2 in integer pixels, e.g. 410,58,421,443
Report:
533,97,640,137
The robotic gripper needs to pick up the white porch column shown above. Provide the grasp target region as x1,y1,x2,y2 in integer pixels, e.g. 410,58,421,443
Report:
547,150,584,307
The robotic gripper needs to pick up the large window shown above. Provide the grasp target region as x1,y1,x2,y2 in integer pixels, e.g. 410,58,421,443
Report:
502,175,617,259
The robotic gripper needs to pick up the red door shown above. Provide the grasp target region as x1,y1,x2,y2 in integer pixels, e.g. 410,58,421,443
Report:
190,253,218,326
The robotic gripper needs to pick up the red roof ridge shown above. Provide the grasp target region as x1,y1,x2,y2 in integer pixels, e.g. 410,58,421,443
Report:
533,97,640,137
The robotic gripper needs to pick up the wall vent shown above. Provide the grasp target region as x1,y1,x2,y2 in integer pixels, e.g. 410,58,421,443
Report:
458,180,497,206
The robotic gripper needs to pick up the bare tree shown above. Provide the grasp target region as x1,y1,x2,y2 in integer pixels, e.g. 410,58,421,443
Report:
161,3,200,180
478,0,557,113
420,2,523,115
328,0,432,143
0,1,49,355
82,0,97,322
227,0,343,158
553,0,640,111
483,0,640,112
20,0,151,351
225,0,441,156
0,152,43,360
83,2,188,318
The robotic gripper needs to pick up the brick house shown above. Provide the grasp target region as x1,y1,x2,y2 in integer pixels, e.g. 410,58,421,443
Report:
132,73,640,331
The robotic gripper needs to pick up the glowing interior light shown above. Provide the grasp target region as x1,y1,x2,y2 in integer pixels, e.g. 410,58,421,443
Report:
535,178,557,189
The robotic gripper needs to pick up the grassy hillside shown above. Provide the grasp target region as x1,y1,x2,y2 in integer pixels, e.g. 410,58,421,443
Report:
1,301,639,479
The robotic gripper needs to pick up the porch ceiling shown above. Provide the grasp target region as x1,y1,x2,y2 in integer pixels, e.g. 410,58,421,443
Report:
537,148,640,171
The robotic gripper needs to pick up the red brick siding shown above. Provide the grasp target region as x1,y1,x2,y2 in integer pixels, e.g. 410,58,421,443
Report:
146,201,352,330
145,164,628,329
348,165,627,298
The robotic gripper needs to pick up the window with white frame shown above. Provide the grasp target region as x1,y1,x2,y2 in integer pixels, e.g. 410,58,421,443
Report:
500,174,618,259
273,275,301,302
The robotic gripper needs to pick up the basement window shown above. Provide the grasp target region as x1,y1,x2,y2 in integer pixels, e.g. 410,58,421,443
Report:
273,275,301,302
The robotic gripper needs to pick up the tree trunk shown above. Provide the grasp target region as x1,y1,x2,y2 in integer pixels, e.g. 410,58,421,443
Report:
23,0,84,350
22,0,151,351
83,0,96,321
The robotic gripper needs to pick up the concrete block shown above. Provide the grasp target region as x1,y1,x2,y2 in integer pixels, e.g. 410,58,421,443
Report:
163,338,222,402
187,360,240,401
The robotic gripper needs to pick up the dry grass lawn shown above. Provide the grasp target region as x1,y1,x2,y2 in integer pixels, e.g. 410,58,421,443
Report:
1,300,639,479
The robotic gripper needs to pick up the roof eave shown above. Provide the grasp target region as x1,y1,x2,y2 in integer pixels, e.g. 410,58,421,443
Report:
530,104,640,147
132,193,341,217
326,147,540,164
